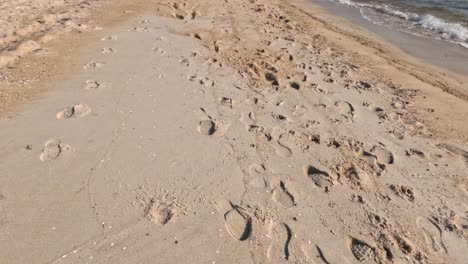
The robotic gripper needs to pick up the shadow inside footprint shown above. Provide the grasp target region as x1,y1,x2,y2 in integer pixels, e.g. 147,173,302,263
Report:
272,181,295,208
224,205,251,241
370,145,394,165
198,120,216,135
275,141,292,158
305,165,333,189
301,243,331,264
336,100,354,114
267,222,292,261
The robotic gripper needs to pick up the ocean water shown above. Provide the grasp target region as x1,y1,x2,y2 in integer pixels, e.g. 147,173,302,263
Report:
330,0,468,48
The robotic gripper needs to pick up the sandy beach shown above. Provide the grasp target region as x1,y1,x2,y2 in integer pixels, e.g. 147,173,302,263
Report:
0,0,467,263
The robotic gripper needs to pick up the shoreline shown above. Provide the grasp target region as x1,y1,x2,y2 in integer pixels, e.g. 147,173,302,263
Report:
313,0,468,76
293,0,468,102
0,0,467,263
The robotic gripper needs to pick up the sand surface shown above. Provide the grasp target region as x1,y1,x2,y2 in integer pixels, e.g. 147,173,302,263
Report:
0,0,467,263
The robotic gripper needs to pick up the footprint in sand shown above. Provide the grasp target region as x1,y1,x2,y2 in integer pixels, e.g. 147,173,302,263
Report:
39,138,70,161
304,165,333,189
267,222,292,262
189,75,214,87
101,47,116,54
179,58,190,67
198,119,216,135
245,97,259,105
301,243,331,264
416,217,446,254
292,105,308,117
139,19,152,24
349,237,377,263
219,97,233,109
240,111,256,131
199,77,214,87
249,163,265,176
271,126,286,141
274,140,292,158
393,234,414,255
270,127,292,158
224,205,251,241
83,61,105,70
145,199,173,225
335,100,354,121
84,80,109,90
101,35,118,41
389,184,415,201
340,164,373,190
248,163,267,188
129,27,151,32
272,181,295,208
56,104,91,119
154,35,167,41
437,143,468,161
272,113,289,122
85,80,100,90
406,148,426,158
152,47,166,55
370,145,394,165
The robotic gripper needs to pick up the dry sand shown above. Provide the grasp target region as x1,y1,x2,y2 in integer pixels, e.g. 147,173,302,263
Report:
0,0,467,263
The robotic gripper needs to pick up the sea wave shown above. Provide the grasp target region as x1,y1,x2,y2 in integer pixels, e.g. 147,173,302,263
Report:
416,14,468,42
332,0,468,45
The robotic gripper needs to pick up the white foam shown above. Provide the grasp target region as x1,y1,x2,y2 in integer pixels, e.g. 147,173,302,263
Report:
414,14,468,42
331,0,468,46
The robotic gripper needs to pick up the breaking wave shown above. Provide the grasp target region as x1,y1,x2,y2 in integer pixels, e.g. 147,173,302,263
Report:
332,0,468,47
